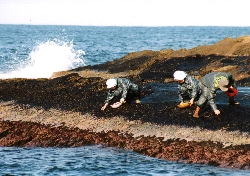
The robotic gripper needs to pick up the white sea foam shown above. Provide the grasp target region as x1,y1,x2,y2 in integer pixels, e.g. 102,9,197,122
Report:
0,39,85,79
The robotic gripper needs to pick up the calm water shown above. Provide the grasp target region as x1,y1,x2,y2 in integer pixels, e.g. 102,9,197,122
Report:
1,146,249,176
1,25,250,175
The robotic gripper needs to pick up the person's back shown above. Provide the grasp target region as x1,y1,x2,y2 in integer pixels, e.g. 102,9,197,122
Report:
201,72,235,90
178,74,200,100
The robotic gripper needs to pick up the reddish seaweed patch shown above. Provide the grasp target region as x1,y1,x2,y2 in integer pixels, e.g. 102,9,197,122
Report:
0,121,249,169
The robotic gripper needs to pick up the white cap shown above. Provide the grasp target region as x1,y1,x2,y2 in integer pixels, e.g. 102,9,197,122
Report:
106,78,117,88
173,71,187,80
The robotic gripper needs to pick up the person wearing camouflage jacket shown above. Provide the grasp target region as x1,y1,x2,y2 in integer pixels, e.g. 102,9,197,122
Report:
193,72,239,118
101,77,140,111
173,71,201,107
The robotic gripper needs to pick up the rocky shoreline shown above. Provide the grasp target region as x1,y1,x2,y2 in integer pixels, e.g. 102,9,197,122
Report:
1,36,250,170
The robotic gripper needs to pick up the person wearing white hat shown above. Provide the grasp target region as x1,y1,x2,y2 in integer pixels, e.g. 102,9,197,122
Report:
193,72,239,118
101,77,140,111
173,71,201,108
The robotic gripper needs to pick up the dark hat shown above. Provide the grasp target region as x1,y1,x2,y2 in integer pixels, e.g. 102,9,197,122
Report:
218,78,229,91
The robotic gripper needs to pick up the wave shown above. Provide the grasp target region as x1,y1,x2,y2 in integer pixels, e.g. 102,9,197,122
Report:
0,39,85,79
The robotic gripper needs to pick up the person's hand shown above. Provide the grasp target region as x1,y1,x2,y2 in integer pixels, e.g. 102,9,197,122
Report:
101,106,106,111
110,102,122,108
214,109,220,115
101,103,108,111
189,98,194,106
120,98,125,104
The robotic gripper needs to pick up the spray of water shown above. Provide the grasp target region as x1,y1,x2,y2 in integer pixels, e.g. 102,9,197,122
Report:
0,39,85,79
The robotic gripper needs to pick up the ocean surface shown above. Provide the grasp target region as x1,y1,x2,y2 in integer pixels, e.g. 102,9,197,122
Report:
1,146,250,176
1,24,250,175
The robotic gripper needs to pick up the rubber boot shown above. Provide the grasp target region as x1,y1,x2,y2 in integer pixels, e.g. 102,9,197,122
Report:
228,97,239,105
193,106,200,118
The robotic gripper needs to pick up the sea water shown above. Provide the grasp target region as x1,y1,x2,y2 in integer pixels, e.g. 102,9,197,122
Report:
1,25,250,79
1,24,250,175
1,146,249,176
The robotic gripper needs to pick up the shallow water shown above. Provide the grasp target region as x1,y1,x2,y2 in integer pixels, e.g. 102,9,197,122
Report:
140,83,250,107
1,146,249,176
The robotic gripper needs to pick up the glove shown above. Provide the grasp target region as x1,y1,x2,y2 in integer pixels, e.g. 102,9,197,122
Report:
177,101,190,109
214,109,220,115
120,98,125,104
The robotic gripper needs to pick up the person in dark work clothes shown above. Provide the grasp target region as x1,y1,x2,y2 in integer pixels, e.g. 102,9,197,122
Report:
173,71,201,107
193,72,239,118
101,77,140,111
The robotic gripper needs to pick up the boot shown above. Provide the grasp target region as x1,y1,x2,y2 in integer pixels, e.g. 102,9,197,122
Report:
228,97,239,105
193,106,200,118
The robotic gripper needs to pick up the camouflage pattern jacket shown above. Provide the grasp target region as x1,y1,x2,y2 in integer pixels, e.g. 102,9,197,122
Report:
104,77,138,104
199,72,236,110
178,74,200,102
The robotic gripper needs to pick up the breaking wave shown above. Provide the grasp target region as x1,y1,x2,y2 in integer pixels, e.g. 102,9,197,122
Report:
0,39,85,79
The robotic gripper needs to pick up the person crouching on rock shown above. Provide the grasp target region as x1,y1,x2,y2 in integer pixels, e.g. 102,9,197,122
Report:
101,77,140,111
173,71,201,108
193,72,239,118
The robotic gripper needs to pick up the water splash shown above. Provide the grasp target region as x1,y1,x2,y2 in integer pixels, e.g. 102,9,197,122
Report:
0,39,85,79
